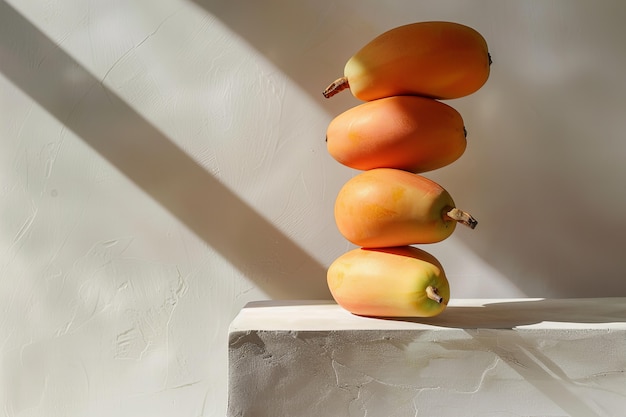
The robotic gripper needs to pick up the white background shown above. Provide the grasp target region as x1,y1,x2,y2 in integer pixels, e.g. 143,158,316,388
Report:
2,0,626,415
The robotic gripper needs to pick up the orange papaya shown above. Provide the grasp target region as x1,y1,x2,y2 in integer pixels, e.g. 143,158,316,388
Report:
334,168,476,247
326,95,467,173
323,21,491,101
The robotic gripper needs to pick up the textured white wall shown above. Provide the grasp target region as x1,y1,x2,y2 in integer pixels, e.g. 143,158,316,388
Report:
1,0,626,415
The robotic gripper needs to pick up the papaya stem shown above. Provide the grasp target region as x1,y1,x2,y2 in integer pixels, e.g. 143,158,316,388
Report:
445,207,478,229
426,286,443,304
323,77,349,98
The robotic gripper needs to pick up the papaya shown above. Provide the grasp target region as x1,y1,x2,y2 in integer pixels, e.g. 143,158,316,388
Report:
326,95,467,173
327,246,450,317
334,168,476,247
323,21,491,101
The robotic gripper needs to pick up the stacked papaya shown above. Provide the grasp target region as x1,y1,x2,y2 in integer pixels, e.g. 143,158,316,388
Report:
323,21,491,318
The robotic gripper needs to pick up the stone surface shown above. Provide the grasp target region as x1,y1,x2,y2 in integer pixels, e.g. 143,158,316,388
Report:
228,298,626,417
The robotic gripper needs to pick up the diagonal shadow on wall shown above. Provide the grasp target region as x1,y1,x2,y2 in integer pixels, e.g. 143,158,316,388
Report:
187,0,362,115
0,1,331,300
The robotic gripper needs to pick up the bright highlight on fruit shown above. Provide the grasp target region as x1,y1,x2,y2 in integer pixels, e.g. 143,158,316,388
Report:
323,21,491,101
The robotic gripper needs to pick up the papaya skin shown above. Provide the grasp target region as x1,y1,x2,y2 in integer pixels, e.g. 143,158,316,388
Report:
326,95,467,173
327,246,450,317
323,21,491,101
334,168,476,247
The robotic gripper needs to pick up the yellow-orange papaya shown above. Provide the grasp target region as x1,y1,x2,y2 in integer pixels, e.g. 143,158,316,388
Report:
327,246,450,317
326,95,467,173
323,21,491,101
334,168,476,247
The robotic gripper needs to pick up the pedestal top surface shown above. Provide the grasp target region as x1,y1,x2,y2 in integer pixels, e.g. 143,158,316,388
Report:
230,298,626,332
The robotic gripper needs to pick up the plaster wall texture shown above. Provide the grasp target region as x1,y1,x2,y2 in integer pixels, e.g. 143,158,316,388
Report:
2,0,626,416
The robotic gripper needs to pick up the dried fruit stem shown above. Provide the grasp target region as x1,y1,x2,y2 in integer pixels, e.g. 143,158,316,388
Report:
323,77,349,98
445,207,478,229
426,286,443,304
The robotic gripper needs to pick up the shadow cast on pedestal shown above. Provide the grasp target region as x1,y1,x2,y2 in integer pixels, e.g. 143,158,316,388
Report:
393,298,626,329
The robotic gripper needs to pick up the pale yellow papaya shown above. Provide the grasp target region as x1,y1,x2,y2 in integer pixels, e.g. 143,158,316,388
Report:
327,246,450,317
323,21,491,101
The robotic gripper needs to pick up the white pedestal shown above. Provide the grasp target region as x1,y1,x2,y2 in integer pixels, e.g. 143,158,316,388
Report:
228,298,626,417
